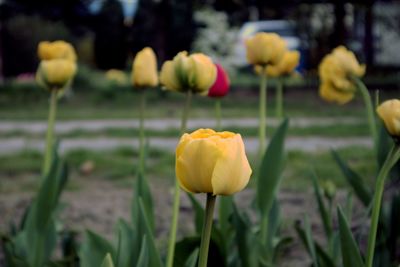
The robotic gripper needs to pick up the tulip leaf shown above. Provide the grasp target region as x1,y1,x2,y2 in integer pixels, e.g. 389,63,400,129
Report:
331,150,372,206
187,193,205,235
138,198,163,267
311,172,333,239
115,219,137,267
294,221,335,267
337,207,364,267
132,168,154,232
173,236,225,267
101,253,115,267
218,195,234,239
184,248,199,267
232,202,259,267
135,236,149,267
303,216,319,267
79,230,115,267
257,119,289,217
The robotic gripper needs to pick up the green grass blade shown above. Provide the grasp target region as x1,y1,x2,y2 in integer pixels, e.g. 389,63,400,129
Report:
311,172,333,239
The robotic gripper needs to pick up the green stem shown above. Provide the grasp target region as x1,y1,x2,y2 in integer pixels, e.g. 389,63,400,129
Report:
258,70,268,158
215,99,222,131
198,194,217,267
139,90,146,173
276,78,283,119
166,90,192,267
353,77,378,151
42,90,58,175
365,144,400,267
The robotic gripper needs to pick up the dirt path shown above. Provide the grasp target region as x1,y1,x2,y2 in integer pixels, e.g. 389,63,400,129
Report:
0,136,372,154
0,117,362,133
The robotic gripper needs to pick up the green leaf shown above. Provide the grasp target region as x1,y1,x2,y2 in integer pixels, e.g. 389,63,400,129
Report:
173,236,225,267
311,173,333,239
138,198,163,267
232,202,258,267
101,253,115,267
257,119,288,217
331,150,372,206
294,221,335,267
115,219,137,267
79,230,115,267
136,236,149,267
337,207,364,267
218,195,234,239
187,193,205,235
303,216,319,267
184,248,199,267
132,169,154,232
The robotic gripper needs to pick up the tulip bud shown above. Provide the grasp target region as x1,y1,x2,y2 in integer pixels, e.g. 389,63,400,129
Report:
322,180,336,201
106,69,128,85
38,40,77,62
160,51,217,94
377,99,400,139
131,47,158,88
208,64,230,98
245,32,287,67
176,129,252,195
36,59,77,90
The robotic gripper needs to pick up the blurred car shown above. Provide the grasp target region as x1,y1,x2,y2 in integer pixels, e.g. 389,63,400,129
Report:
233,20,305,70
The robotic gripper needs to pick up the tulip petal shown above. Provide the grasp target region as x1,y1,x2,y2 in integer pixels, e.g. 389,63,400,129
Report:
176,138,221,194
211,135,252,195
160,61,181,91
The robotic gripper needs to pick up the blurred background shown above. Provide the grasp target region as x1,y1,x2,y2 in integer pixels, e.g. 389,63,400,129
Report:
0,0,400,81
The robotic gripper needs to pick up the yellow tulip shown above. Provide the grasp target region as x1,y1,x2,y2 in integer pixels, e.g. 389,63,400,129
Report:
319,46,365,92
37,59,77,90
106,69,128,85
176,129,252,195
132,47,158,88
376,99,400,137
255,50,300,77
319,82,355,105
160,51,217,94
38,40,77,62
245,32,287,66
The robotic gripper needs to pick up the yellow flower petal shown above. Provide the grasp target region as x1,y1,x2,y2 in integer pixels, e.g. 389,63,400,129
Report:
38,40,77,62
376,99,400,137
245,33,287,66
132,47,158,88
319,82,354,105
37,59,77,90
211,134,252,195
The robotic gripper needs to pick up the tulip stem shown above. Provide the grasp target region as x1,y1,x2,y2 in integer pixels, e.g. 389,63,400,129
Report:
42,90,58,176
215,99,222,131
258,70,268,158
275,78,283,119
366,144,400,267
353,77,378,151
139,90,146,173
166,90,192,267
198,193,217,267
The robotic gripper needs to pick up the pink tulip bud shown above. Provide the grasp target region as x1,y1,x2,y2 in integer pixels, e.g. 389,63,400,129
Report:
208,64,230,98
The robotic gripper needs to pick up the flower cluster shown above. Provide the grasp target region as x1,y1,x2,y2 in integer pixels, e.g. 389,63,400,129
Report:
246,32,300,77
318,46,366,104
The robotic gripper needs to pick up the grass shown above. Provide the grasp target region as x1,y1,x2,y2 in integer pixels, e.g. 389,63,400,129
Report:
0,145,377,193
0,88,372,121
